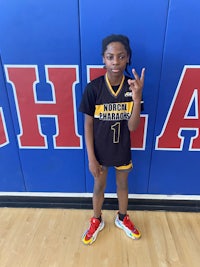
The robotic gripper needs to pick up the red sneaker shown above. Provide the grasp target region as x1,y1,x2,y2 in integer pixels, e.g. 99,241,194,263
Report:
115,213,141,239
82,217,105,245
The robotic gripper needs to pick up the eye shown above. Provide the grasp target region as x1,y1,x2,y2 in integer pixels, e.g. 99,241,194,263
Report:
106,55,113,60
119,55,125,60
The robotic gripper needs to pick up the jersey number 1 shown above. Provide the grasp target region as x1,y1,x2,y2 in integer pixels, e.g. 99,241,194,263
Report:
111,122,120,143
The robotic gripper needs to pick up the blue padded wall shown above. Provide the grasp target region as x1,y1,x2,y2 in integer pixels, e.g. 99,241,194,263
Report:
149,0,200,194
0,0,85,192
0,57,25,191
0,0,200,195
79,0,169,193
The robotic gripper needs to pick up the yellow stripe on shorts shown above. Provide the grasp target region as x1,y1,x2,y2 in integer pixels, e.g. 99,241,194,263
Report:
115,161,133,171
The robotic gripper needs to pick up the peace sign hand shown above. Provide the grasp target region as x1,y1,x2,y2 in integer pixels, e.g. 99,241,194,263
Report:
128,68,145,103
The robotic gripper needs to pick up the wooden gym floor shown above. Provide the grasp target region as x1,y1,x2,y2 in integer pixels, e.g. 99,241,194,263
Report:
0,208,199,267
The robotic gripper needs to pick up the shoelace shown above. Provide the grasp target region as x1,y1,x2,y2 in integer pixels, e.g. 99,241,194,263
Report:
123,215,135,231
87,218,100,237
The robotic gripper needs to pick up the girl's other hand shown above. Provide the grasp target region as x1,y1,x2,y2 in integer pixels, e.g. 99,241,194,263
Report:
128,68,145,103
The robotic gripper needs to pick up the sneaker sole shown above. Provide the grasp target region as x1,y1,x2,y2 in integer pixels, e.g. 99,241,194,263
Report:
115,218,141,240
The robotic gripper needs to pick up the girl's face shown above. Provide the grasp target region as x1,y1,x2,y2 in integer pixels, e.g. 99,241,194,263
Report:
103,42,129,80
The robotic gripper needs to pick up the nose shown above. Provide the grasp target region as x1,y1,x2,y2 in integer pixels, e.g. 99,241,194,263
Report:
112,56,120,64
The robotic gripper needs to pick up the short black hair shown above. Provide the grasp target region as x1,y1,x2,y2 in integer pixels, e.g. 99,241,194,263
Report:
102,34,132,59
102,34,132,74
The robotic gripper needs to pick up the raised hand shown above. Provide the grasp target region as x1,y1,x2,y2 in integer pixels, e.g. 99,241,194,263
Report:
128,68,145,103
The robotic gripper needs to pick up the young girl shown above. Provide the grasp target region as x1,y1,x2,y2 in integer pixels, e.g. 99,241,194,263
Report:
79,34,145,245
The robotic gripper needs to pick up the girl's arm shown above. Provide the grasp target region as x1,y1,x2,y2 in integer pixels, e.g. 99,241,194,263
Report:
84,114,102,177
128,100,142,131
128,68,145,132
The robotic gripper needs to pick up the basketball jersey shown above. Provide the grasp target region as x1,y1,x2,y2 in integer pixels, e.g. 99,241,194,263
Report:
79,74,134,167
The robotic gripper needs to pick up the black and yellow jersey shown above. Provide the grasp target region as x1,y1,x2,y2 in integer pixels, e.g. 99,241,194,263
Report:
79,74,135,167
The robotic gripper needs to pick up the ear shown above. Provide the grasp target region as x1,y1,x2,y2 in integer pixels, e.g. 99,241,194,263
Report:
127,55,130,64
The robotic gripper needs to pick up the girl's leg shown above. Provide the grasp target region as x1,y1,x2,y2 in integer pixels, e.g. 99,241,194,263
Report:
93,167,108,218
82,168,108,245
115,169,141,240
116,170,129,214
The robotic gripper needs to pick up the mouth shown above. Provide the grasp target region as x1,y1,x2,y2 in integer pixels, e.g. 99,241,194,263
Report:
111,69,121,73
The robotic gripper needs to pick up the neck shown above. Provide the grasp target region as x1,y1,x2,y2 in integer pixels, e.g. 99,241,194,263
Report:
105,73,125,94
106,73,124,86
